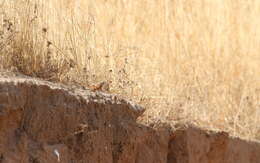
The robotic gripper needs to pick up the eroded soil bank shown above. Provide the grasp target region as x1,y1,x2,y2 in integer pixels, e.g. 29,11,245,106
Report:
0,73,259,163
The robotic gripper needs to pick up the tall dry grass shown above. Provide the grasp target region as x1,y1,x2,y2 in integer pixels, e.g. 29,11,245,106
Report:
0,0,259,139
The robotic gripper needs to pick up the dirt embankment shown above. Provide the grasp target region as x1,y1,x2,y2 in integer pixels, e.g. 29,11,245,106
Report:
0,72,259,163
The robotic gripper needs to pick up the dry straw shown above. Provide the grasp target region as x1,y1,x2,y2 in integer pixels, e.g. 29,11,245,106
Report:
0,0,259,140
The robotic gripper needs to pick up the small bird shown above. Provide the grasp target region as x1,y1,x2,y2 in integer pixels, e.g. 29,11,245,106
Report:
89,81,111,92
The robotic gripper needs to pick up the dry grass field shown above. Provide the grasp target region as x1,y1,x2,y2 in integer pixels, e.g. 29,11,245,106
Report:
0,0,259,139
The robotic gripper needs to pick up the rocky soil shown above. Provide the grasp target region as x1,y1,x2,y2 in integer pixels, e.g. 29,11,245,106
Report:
0,72,259,163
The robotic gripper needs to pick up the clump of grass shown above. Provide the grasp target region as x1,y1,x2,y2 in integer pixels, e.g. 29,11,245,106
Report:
0,1,71,80
0,0,259,140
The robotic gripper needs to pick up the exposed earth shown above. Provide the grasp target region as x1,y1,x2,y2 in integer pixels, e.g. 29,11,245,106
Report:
0,71,259,163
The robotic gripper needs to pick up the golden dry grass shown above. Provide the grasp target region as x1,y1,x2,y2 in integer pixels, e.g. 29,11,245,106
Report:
0,0,259,139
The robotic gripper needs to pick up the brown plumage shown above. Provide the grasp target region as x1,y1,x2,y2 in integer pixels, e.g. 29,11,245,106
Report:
89,81,111,92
